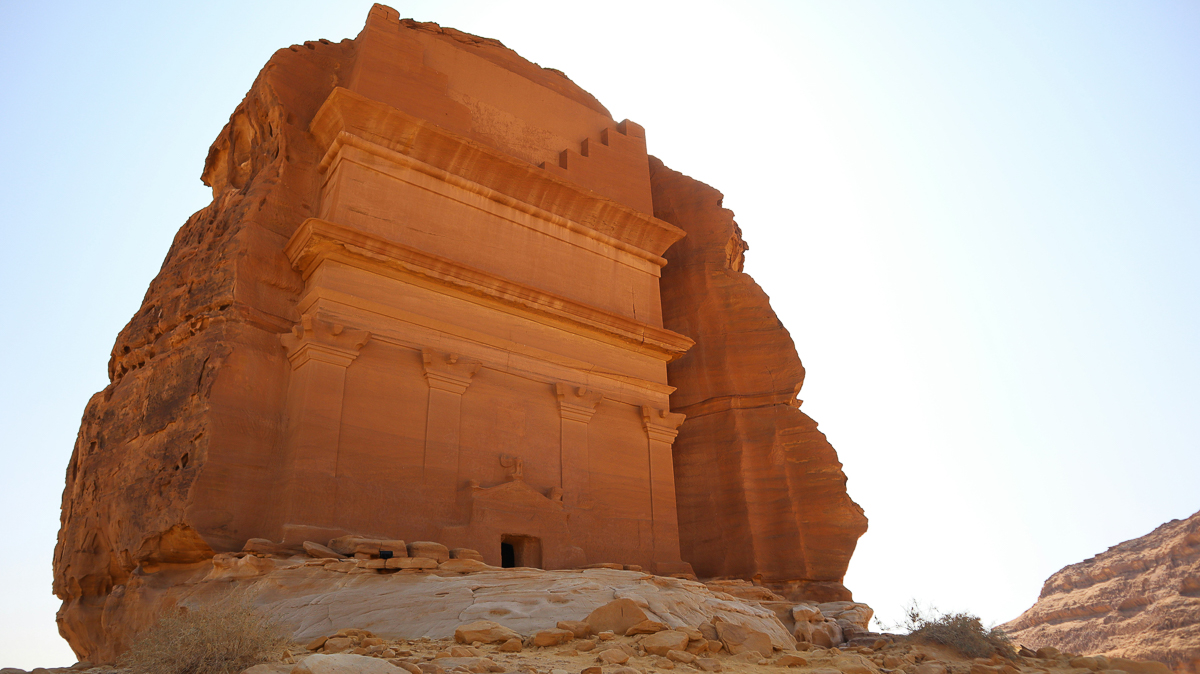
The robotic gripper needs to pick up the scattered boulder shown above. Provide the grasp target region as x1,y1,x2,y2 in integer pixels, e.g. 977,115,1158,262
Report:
450,548,484,561
714,620,773,655
407,541,450,563
454,620,521,644
777,654,809,667
642,630,690,656
696,657,722,672
810,620,843,648
304,541,346,559
731,651,768,664
293,653,403,673
557,620,592,638
533,628,574,647
597,648,631,664
668,649,697,663
585,598,649,635
625,619,668,635
499,638,523,652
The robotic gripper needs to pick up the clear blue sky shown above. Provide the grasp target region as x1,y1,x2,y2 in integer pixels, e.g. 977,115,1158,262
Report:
2,1,1197,667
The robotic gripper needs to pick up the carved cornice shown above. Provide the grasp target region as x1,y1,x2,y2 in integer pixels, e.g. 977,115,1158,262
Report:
641,406,686,443
422,349,481,394
555,383,604,424
284,218,695,362
280,315,370,369
309,86,686,258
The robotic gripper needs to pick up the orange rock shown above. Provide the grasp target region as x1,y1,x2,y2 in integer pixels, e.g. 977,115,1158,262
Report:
585,598,649,636
1002,509,1200,674
650,158,867,598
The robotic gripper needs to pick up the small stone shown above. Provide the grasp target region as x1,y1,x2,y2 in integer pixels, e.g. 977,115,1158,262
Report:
1037,648,1061,660
455,620,521,644
576,639,597,652
685,639,709,655
611,668,640,674
884,655,902,668
678,626,703,641
407,541,450,563
696,658,723,672
307,635,331,651
732,651,767,664
625,619,668,636
558,620,593,638
715,620,772,656
586,598,650,636
417,664,444,674
597,631,616,641
707,639,724,654
324,637,353,653
499,638,523,652
533,628,575,647
667,650,697,663
642,630,690,656
450,646,474,657
396,663,423,674
654,657,676,669
582,668,602,674
777,654,808,667
450,548,485,561
597,648,630,664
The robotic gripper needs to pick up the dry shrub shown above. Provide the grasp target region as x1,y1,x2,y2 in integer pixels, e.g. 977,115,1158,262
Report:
901,601,1017,660
119,589,292,674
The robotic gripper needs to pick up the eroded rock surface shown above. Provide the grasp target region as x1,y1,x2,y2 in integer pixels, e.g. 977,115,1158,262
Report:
650,159,868,599
1002,509,1200,674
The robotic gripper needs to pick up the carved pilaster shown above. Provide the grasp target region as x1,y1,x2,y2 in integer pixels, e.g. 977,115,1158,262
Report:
641,406,686,564
422,350,480,394
555,383,604,509
276,315,369,538
421,349,481,491
281,314,370,369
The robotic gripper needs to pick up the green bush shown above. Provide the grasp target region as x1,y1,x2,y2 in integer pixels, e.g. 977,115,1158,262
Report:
119,590,292,674
900,601,1017,660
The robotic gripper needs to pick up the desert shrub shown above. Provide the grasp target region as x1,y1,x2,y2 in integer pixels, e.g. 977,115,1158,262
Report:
899,601,1017,660
119,589,292,674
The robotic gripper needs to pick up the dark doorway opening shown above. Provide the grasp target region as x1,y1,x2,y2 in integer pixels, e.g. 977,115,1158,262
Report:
500,534,542,569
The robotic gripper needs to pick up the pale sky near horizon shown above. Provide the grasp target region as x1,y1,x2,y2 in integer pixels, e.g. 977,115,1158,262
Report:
2,1,1198,668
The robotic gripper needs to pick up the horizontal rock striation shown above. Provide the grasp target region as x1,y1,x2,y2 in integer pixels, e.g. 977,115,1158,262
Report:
1002,509,1200,674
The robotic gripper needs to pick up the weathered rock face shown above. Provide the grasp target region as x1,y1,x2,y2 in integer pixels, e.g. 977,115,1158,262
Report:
1002,510,1200,674
649,159,867,599
53,4,865,661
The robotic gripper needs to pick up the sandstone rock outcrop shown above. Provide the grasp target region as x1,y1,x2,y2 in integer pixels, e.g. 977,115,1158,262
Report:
650,159,868,599
53,4,864,661
1002,509,1200,674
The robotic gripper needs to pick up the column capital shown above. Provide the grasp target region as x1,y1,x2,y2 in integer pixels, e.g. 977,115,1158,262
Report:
422,349,481,394
555,383,604,423
280,315,370,369
641,406,686,443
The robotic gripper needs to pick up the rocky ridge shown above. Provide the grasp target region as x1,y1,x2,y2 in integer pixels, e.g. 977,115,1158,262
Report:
1002,510,1200,674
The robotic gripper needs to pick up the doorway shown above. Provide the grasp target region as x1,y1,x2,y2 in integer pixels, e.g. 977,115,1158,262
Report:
500,534,542,568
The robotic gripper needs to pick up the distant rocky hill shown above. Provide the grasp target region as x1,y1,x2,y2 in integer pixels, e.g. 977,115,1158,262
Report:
1002,510,1200,674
